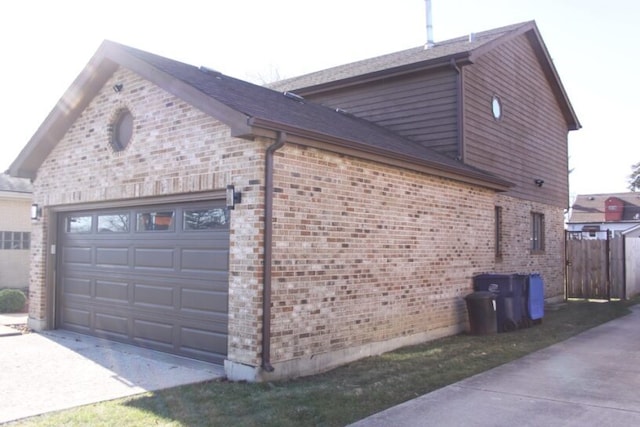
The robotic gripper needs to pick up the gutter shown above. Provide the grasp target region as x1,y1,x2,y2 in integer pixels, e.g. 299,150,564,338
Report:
261,131,286,372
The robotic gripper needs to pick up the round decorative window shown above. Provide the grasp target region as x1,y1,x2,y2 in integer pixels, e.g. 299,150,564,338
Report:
491,95,502,120
110,109,133,151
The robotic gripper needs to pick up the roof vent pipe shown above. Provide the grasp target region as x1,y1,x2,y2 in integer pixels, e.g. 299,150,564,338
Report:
424,0,434,49
469,32,476,43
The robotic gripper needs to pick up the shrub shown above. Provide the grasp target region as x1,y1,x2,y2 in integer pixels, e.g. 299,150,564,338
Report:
0,289,27,313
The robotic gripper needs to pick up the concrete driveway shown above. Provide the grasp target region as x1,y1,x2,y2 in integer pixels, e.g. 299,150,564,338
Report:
0,314,223,424
351,305,640,426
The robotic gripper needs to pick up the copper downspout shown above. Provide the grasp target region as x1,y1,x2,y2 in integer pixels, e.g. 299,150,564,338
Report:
261,131,286,372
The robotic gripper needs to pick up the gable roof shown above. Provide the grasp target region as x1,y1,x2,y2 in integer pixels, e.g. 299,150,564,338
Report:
0,173,32,194
569,193,640,223
8,40,511,191
271,21,580,131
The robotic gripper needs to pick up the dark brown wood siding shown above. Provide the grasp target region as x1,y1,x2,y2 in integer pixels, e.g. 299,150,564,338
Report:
305,69,460,158
463,34,570,207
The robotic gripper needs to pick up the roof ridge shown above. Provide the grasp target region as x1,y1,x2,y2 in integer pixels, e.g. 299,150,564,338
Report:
270,21,534,91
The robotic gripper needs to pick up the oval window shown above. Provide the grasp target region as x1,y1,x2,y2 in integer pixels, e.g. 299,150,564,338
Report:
110,109,133,151
491,96,502,120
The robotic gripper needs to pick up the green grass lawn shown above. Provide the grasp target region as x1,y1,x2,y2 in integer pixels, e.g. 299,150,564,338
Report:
8,299,635,427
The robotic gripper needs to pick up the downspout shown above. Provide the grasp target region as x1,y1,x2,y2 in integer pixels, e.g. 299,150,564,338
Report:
450,58,464,161
262,131,286,372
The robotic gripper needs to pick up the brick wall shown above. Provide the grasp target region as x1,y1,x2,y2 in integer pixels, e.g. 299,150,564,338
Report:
268,144,497,366
494,194,565,300
261,144,566,376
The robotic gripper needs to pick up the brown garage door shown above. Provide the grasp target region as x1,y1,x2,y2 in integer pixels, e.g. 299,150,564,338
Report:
57,200,229,364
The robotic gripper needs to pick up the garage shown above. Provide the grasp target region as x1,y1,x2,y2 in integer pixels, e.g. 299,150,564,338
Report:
56,200,229,364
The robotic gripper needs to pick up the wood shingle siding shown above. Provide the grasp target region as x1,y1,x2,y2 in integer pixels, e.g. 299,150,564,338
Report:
308,69,460,158
463,36,569,207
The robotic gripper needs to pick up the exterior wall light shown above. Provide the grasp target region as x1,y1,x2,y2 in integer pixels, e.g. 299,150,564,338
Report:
31,203,41,220
226,185,241,209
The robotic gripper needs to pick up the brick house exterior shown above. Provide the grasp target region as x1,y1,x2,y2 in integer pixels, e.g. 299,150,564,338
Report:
9,21,579,381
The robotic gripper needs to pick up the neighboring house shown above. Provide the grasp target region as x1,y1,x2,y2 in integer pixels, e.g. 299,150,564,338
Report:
8,21,579,381
567,193,640,238
0,173,32,290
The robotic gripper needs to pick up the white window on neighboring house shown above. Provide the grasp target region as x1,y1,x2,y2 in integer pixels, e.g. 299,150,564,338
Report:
0,231,30,250
582,225,600,238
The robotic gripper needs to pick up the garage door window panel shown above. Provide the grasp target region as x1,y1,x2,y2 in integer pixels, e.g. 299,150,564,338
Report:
67,215,93,233
184,208,228,230
136,211,175,231
98,214,130,233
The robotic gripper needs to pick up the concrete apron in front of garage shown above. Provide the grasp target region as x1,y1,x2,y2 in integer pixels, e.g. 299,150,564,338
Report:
0,328,224,424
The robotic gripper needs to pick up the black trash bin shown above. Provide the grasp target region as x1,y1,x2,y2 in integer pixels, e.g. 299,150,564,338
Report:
473,274,526,332
464,291,497,335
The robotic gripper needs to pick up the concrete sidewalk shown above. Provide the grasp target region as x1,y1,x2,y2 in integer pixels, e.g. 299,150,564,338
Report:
351,305,640,426
0,318,224,424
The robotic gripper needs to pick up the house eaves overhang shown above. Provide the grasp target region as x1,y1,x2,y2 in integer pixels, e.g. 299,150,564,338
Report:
0,190,32,201
247,117,513,192
622,224,640,237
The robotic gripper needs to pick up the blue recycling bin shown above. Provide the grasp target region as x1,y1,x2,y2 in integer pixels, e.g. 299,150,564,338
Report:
473,274,526,332
526,274,544,323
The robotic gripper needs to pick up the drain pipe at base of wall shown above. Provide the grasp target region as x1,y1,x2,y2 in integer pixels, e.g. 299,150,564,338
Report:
261,131,286,373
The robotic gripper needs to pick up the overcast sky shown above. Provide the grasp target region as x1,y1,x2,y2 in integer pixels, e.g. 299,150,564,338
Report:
1,0,637,198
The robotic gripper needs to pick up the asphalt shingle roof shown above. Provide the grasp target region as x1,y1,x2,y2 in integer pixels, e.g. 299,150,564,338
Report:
270,22,530,92
0,173,32,193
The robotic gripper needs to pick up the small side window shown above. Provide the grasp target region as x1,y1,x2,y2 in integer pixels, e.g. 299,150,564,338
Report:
495,206,502,259
531,212,545,252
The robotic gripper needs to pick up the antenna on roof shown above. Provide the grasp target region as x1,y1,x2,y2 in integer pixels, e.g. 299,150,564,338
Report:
424,0,434,49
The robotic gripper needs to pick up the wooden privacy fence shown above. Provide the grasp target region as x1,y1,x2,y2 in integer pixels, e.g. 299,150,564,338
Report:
565,231,625,300
626,237,640,298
